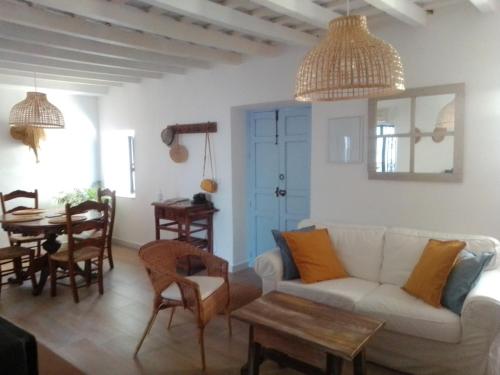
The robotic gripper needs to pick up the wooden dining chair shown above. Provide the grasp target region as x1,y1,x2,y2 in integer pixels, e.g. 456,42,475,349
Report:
134,240,231,371
49,200,108,303
75,188,116,270
98,188,116,269
0,245,36,296
0,189,44,256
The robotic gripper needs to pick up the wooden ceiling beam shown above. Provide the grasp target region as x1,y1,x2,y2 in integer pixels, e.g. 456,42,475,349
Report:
0,21,209,69
141,0,318,46
0,1,242,65
30,0,280,56
363,0,427,26
0,38,186,75
249,0,340,29
469,0,497,12
0,60,140,83
0,68,123,87
0,51,162,79
0,74,108,96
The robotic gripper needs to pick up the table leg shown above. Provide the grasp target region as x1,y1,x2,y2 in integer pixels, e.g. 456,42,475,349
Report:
42,233,61,253
353,351,366,375
185,221,192,275
326,354,343,375
241,326,262,375
207,215,213,254
155,215,160,240
248,343,261,374
31,254,49,296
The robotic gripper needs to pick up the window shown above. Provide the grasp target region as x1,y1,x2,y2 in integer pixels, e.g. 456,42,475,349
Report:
128,135,136,194
101,130,136,198
376,123,397,172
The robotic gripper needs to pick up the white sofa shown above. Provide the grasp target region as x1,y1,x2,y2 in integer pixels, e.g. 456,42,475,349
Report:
254,219,500,375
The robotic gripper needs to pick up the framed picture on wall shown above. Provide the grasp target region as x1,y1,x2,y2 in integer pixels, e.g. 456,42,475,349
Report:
328,116,363,164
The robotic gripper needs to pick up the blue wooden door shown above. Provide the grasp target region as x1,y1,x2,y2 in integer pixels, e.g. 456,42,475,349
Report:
247,106,311,262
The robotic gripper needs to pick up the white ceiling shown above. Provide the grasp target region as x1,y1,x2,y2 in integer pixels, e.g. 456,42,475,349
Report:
0,0,494,95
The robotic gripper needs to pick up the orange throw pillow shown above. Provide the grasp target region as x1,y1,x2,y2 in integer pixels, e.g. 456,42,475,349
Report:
282,228,348,284
403,239,466,307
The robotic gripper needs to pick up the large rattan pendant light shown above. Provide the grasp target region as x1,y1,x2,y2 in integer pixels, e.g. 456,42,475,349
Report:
9,73,65,129
295,1,405,102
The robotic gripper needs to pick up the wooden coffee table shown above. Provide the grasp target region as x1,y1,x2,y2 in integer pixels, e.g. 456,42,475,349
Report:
232,292,384,375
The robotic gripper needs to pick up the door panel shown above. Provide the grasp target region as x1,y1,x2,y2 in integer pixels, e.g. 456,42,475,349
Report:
248,107,311,262
284,141,309,190
248,111,280,261
278,107,311,233
255,142,279,189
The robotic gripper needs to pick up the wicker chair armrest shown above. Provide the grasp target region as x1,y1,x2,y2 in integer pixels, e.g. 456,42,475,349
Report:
201,253,228,279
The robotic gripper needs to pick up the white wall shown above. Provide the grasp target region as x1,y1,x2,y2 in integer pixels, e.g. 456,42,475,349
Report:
0,87,100,246
311,5,500,236
99,3,500,268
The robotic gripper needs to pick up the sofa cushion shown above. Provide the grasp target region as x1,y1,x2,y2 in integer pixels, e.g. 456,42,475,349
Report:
355,284,461,344
442,250,495,315
277,277,379,311
272,226,316,280
380,227,499,287
161,276,224,301
299,219,386,282
403,239,465,307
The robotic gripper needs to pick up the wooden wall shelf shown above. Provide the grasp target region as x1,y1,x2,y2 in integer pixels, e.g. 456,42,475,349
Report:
168,122,217,134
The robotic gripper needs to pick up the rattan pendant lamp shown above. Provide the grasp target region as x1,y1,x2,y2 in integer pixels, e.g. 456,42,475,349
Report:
9,73,65,129
8,73,64,162
295,0,405,102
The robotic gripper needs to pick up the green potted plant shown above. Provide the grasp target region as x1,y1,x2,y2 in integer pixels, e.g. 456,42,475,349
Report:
55,181,102,206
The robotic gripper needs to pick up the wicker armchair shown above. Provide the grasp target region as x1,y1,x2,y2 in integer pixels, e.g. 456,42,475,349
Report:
134,240,231,371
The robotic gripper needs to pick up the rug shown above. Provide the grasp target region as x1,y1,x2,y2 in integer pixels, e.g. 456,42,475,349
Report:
228,282,262,311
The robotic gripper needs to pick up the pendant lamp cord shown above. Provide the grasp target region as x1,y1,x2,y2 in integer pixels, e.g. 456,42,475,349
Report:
34,71,37,92
346,0,350,16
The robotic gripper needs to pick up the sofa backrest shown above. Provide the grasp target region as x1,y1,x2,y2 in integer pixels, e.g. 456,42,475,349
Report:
299,219,386,283
380,227,500,286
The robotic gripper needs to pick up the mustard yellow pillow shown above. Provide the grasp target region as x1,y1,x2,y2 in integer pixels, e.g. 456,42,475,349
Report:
403,239,466,307
282,228,348,284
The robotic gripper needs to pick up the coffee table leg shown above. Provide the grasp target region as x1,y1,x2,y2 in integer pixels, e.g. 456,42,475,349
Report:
353,350,366,375
326,353,343,375
241,326,262,375
248,341,262,375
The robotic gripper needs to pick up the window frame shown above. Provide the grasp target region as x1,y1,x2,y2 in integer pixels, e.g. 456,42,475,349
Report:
367,83,464,183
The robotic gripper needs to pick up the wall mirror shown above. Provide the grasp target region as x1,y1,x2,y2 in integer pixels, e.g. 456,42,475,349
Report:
368,83,464,182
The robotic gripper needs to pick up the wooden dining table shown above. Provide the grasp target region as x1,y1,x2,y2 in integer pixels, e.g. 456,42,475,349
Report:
0,210,101,296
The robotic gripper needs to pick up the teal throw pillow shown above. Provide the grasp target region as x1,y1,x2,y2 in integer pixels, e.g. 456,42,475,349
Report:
442,250,494,315
272,226,315,280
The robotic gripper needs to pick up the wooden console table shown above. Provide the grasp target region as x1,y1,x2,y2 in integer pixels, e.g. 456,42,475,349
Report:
152,200,218,274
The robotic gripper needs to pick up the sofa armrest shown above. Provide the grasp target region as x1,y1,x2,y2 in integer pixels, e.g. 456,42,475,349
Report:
462,269,500,332
254,248,283,294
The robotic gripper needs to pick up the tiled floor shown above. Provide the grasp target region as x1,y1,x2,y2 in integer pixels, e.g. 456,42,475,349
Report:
0,245,404,375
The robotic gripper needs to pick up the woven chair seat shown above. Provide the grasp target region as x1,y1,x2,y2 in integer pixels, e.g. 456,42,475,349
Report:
161,276,224,301
10,233,45,243
50,246,101,263
0,246,32,261
74,230,101,241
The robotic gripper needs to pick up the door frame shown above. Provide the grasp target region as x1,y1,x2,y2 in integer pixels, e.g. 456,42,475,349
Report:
245,104,312,264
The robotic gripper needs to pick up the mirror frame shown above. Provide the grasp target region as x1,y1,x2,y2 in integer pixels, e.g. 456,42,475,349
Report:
368,83,465,182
